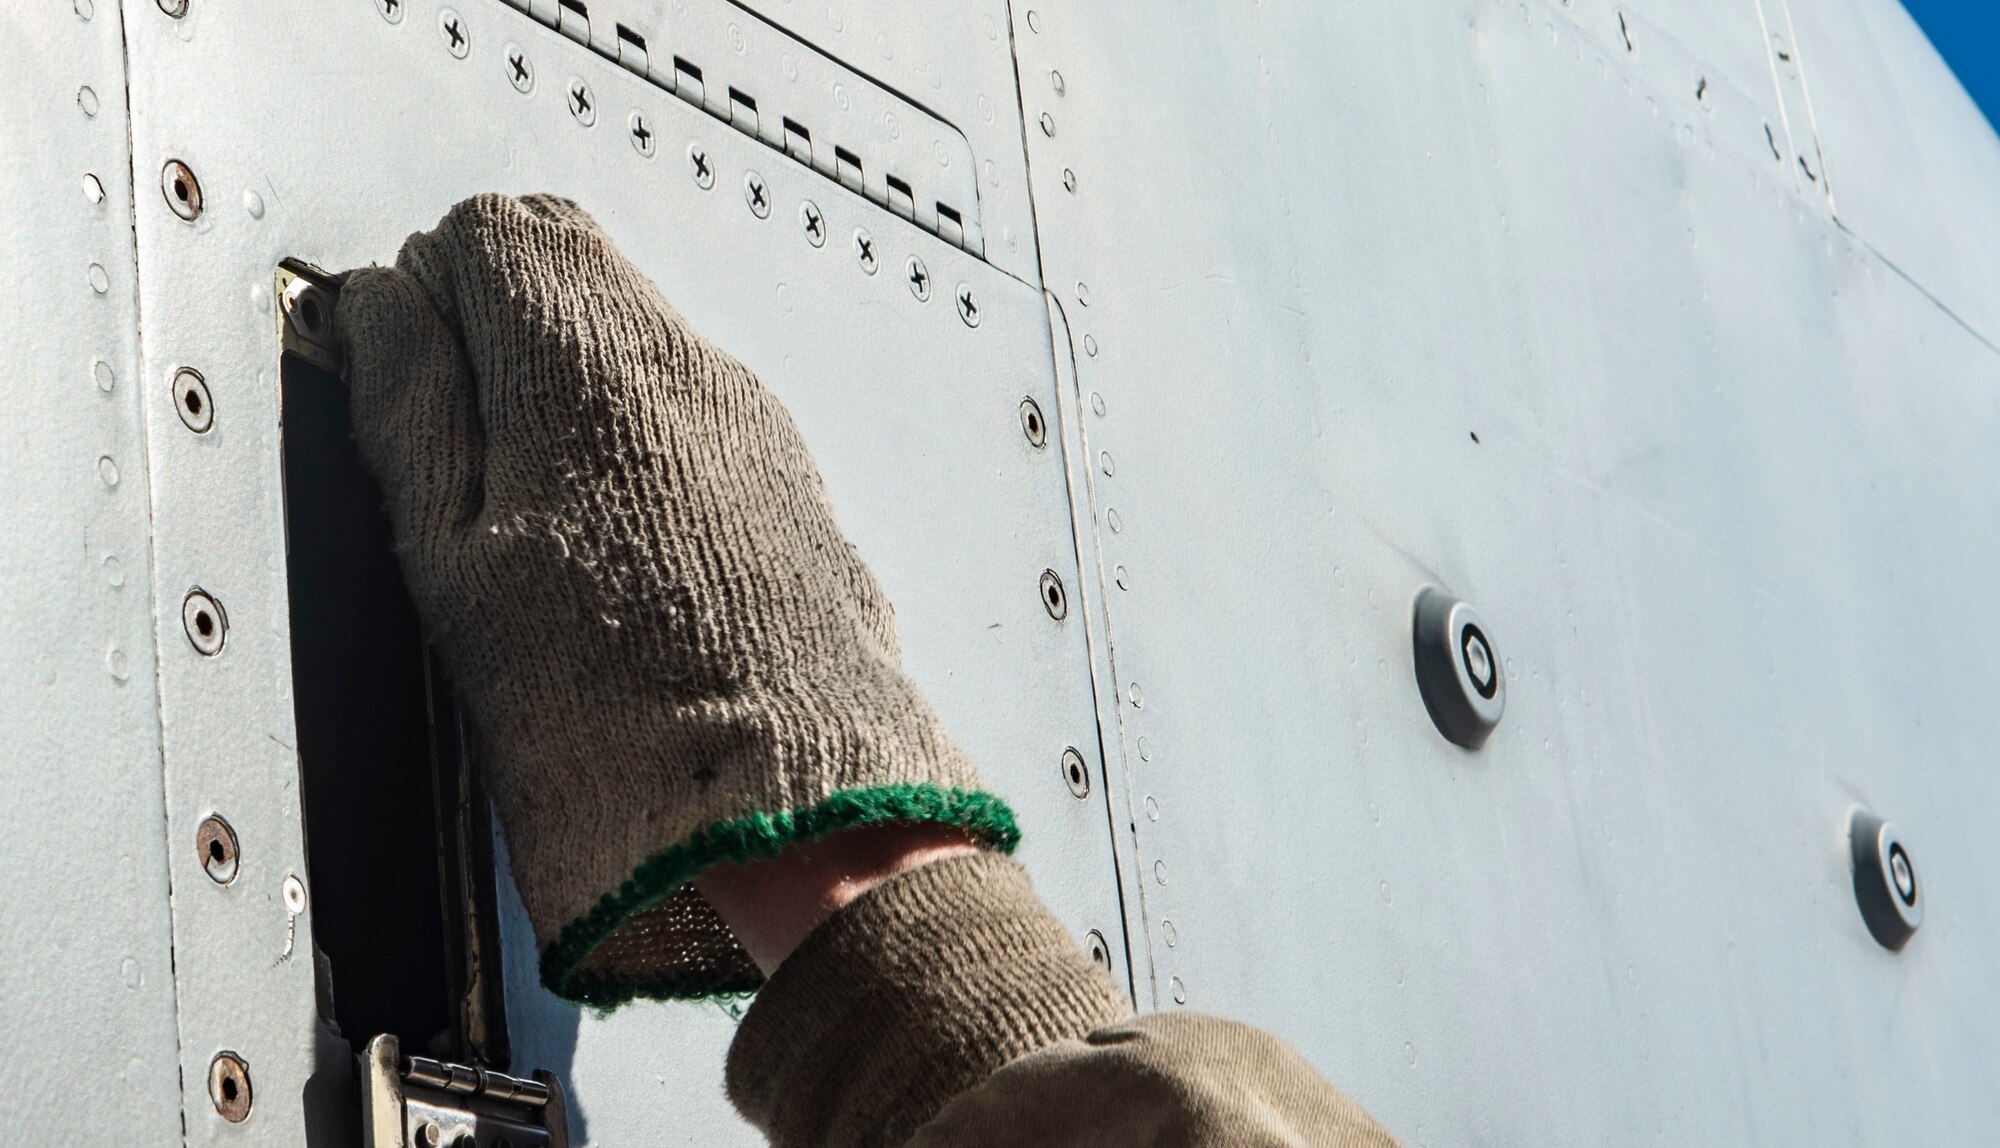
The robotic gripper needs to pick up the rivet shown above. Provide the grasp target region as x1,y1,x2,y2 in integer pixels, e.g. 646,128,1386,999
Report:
1039,569,1068,621
567,77,596,126
93,359,115,393
1098,450,1114,477
242,189,265,219
156,0,188,17
174,367,213,433
182,588,227,656
1083,334,1099,357
97,455,119,487
1062,168,1077,193
74,0,93,21
628,110,656,157
1128,681,1144,708
88,263,110,294
1085,929,1111,972
1411,587,1503,749
1076,281,1091,306
1143,795,1160,821
1061,747,1090,799
1849,808,1921,950
1153,859,1168,886
438,8,470,59
799,200,825,246
82,173,104,204
1114,565,1130,590
742,170,769,217
687,141,714,189
905,255,931,302
1018,397,1047,447
1039,111,1056,137
1090,390,1105,415
161,159,202,222
77,86,99,117
208,1052,251,1122
1161,918,1178,947
416,1123,444,1148
1106,507,1122,533
955,283,980,327
1026,9,1041,34
1051,69,1066,96
282,874,308,914
196,814,239,884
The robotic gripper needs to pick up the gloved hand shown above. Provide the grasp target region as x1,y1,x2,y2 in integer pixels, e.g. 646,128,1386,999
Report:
335,194,1016,1005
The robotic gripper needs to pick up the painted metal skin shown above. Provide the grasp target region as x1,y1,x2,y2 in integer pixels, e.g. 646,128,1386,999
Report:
3,0,1996,1143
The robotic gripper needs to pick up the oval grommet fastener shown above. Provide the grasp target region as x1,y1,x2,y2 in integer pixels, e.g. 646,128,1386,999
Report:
1849,807,1920,950
1412,586,1503,749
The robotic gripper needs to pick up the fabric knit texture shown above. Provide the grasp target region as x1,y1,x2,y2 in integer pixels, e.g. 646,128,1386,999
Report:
726,852,1135,1148
335,193,1009,1003
727,851,1401,1148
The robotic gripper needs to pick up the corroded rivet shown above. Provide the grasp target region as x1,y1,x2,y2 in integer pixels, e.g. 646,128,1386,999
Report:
209,1052,251,1122
1019,397,1047,448
1085,929,1111,972
162,159,202,222
174,367,213,433
197,814,239,884
182,588,227,656
1061,747,1090,799
1039,569,1068,621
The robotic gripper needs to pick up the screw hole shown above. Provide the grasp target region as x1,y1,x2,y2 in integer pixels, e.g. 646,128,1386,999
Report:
184,388,203,415
195,611,214,637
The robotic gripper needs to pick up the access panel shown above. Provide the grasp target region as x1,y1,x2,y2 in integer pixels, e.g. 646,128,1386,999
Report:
121,1,1121,1142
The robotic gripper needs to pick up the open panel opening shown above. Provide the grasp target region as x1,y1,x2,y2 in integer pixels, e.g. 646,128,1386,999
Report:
276,265,510,1069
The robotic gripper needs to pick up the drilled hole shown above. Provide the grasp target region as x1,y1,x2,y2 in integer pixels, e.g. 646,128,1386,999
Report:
208,839,224,863
195,611,214,637
184,388,203,415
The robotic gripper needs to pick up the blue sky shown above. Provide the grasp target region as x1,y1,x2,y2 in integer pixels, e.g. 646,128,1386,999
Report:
1902,0,1998,130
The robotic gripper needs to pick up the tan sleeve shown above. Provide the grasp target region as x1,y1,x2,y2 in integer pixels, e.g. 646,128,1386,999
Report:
723,852,1397,1148
910,1012,1400,1148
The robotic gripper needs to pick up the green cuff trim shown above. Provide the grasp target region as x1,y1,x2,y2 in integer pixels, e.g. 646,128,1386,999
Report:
540,782,1021,1008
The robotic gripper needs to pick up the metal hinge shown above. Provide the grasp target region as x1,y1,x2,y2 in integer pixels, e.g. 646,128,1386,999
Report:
490,0,985,255
361,1034,570,1148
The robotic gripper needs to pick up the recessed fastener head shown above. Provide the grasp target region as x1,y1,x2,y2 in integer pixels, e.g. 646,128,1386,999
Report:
1039,569,1068,621
1019,397,1048,448
196,815,239,884
1085,929,1111,972
1849,808,1921,950
209,1052,251,1122
1062,747,1090,798
182,588,227,656
174,367,213,433
161,160,201,221
1412,587,1503,749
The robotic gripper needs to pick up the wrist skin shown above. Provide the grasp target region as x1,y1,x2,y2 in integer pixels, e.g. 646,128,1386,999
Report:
693,823,980,975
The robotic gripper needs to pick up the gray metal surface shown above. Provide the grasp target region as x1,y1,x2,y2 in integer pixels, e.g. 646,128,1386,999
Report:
112,0,1113,1142
8,0,2000,1143
1014,0,2000,1143
0,4,186,1143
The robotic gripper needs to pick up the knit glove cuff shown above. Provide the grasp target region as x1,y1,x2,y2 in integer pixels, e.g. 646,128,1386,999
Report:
726,853,1132,1148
